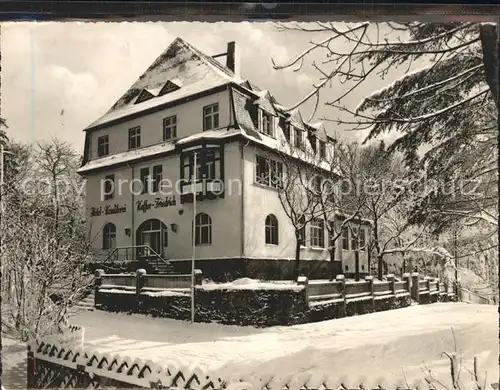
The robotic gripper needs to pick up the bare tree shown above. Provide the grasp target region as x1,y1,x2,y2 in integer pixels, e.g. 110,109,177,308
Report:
315,141,367,279
274,146,324,280
1,138,93,341
272,21,498,252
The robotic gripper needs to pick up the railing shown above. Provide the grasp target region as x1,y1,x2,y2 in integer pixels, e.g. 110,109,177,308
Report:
306,273,455,306
103,245,171,268
459,287,494,305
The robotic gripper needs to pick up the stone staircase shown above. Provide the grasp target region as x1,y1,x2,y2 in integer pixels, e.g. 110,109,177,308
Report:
70,291,95,313
149,258,177,275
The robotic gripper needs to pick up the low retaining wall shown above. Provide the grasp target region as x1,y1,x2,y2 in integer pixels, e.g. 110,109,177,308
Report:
94,270,456,327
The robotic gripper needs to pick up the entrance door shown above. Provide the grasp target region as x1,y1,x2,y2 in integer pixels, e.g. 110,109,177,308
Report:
136,219,167,257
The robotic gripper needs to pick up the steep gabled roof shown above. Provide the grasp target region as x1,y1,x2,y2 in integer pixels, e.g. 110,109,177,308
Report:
84,37,242,131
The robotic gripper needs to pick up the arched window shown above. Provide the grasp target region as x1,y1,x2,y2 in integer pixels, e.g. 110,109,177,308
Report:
136,219,168,257
103,223,116,250
265,214,279,245
195,213,212,245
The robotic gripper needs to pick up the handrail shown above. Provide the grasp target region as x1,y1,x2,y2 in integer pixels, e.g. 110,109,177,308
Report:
103,245,171,267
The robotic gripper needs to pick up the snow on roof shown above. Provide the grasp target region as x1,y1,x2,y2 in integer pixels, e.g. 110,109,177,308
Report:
77,141,176,174
175,128,242,145
85,37,241,130
253,91,277,116
86,76,230,129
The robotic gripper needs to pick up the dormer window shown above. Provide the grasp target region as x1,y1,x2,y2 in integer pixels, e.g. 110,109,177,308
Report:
260,110,274,137
158,80,180,96
318,140,327,159
97,135,109,157
293,127,303,149
135,89,154,104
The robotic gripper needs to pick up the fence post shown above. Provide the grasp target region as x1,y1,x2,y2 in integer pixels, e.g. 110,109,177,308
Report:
336,274,346,315
27,343,36,389
411,272,420,303
297,276,309,306
402,273,411,292
365,275,375,312
386,274,396,296
136,269,146,311
94,269,104,307
194,269,203,286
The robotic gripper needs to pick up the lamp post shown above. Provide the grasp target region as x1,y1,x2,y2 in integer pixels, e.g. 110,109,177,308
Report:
190,151,197,325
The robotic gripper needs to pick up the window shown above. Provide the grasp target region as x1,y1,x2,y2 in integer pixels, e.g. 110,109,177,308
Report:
351,227,358,251
204,149,221,180
152,165,163,193
97,135,109,157
261,111,273,137
103,174,114,200
255,155,282,188
294,127,302,149
269,159,283,188
318,140,327,159
360,228,366,251
310,218,325,248
129,126,141,149
313,176,322,193
163,115,177,140
140,167,150,194
342,226,349,250
103,223,116,250
182,149,221,183
284,123,291,141
298,215,306,247
203,103,219,131
195,213,212,245
265,214,279,245
345,264,349,271
255,155,269,185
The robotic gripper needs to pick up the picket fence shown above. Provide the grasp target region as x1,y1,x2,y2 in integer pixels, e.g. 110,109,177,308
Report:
28,325,496,390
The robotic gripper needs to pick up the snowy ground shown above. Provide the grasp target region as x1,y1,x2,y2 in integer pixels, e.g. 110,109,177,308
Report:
63,303,499,388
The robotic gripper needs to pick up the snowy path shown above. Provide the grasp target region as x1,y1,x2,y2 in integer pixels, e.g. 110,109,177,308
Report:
71,303,499,386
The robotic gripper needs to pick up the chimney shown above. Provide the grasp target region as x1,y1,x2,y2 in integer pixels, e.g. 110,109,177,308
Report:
226,41,240,78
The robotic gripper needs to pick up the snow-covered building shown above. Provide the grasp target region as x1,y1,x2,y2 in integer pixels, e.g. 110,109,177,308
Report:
77,37,370,280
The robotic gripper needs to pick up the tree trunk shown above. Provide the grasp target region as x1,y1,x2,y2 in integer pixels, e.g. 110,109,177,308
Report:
329,245,336,281
373,218,383,279
354,249,360,281
377,253,384,280
479,23,499,112
293,233,301,280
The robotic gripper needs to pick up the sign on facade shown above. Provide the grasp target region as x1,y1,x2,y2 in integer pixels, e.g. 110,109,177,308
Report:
136,196,176,213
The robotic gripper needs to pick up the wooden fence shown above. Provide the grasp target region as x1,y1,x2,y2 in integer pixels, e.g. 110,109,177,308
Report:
459,287,494,305
96,269,202,295
304,273,452,307
27,329,496,390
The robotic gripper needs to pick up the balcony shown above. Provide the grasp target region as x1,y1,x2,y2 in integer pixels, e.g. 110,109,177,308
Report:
179,141,225,203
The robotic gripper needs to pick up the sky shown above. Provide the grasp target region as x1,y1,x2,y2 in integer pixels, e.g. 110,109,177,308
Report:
2,21,412,152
